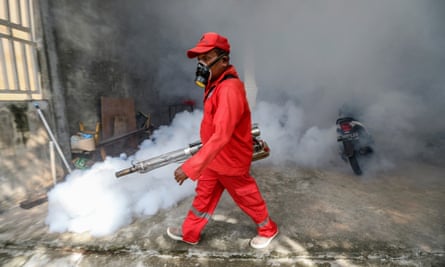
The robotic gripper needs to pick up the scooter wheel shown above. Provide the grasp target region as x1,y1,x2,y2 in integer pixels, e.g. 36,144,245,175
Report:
348,154,362,175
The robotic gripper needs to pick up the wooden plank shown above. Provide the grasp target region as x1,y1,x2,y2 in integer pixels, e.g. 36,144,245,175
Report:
100,97,137,140
20,193,48,209
100,97,138,157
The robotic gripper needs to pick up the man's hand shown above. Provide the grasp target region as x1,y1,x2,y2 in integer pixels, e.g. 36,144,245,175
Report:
174,166,189,185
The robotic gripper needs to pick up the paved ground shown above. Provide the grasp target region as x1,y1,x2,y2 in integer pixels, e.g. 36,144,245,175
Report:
0,160,444,266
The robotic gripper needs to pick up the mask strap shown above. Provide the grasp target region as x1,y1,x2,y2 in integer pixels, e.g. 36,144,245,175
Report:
207,53,228,68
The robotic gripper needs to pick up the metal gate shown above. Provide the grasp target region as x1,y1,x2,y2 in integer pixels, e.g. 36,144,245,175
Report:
0,0,42,100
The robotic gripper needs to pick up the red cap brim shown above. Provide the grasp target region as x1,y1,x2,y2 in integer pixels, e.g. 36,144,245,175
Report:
186,46,214,58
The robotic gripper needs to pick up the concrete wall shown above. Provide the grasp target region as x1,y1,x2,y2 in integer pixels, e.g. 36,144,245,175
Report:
48,0,163,132
0,101,65,209
0,0,179,209
0,0,67,209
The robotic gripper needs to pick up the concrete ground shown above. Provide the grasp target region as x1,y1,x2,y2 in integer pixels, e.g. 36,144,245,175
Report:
0,160,444,266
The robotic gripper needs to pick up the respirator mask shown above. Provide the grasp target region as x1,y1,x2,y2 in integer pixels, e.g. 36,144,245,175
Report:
194,53,227,88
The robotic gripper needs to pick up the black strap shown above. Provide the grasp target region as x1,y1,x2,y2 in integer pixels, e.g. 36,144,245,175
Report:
221,74,236,81
204,74,237,102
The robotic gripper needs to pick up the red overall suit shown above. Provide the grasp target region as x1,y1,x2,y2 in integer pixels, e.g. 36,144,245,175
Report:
181,65,278,243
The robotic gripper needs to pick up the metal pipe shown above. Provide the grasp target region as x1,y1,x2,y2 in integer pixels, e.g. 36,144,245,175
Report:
49,141,57,185
34,103,72,173
115,125,269,178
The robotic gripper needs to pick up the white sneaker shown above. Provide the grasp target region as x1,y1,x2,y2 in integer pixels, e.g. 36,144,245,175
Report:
166,227,198,245
250,231,279,249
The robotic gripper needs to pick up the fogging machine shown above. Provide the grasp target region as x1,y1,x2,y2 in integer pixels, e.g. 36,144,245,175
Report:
115,124,270,178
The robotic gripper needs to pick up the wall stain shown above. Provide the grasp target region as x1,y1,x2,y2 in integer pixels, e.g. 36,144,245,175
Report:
7,104,30,145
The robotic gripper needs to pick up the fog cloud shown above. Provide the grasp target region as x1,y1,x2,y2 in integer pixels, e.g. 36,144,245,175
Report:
150,0,445,163
46,0,445,236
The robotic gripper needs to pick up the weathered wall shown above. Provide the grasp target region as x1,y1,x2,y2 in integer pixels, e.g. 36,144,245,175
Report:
0,0,173,208
0,101,64,209
0,0,68,209
48,0,165,133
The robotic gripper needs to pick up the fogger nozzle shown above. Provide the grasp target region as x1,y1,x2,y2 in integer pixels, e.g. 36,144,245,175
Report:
115,166,139,177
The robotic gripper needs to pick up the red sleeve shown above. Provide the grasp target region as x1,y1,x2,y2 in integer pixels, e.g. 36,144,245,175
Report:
182,81,245,180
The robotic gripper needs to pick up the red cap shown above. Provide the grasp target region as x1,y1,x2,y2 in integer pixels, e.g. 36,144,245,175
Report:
187,32,230,58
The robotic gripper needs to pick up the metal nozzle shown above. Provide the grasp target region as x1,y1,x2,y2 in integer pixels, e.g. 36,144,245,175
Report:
115,166,138,178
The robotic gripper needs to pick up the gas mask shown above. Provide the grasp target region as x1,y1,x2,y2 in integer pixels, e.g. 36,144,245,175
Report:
194,53,227,88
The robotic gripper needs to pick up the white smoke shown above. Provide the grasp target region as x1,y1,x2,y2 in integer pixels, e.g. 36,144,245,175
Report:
152,0,445,164
46,103,341,236
46,0,445,236
252,101,337,167
46,111,201,236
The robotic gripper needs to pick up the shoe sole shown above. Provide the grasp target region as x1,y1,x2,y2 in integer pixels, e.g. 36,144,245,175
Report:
250,231,279,249
166,227,183,241
166,227,198,245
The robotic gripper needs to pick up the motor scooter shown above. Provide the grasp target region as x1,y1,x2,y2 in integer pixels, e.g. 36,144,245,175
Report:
336,116,373,175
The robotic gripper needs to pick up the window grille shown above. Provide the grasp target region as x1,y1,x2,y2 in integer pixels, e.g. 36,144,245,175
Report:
0,0,42,100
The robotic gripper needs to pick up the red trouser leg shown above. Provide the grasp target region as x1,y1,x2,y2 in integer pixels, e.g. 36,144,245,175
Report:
220,173,278,237
182,174,224,243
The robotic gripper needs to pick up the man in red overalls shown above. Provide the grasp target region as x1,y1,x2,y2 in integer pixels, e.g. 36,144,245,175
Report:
167,32,278,249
